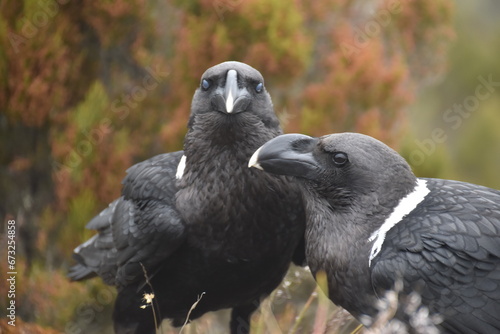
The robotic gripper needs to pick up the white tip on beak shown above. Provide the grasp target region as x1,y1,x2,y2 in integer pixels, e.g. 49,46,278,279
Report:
176,155,187,179
248,147,263,170
225,69,238,114
226,89,234,114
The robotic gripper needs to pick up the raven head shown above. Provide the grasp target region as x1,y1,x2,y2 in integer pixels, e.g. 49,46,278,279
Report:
250,133,416,206
187,61,280,135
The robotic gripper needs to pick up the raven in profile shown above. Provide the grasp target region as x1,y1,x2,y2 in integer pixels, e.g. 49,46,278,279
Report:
69,62,305,334
250,132,500,333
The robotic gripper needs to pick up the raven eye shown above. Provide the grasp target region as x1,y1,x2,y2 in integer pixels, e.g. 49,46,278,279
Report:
255,82,263,93
201,79,211,90
332,152,348,167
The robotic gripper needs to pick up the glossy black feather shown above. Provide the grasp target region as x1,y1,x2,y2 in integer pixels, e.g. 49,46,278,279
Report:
68,152,186,287
251,132,500,334
372,178,500,333
69,62,305,334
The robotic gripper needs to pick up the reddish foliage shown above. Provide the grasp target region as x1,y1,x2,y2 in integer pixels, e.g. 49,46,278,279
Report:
0,0,454,330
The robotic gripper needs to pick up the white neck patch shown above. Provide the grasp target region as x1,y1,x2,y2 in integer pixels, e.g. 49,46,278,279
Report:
176,155,187,180
368,179,430,267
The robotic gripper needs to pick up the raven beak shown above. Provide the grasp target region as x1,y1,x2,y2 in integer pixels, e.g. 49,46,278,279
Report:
225,70,238,113
222,70,249,114
249,134,320,179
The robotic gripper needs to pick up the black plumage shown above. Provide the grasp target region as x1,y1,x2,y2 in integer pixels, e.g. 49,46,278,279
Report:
69,62,305,334
249,132,500,333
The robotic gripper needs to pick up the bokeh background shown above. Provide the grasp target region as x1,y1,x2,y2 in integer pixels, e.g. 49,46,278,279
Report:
1,0,499,333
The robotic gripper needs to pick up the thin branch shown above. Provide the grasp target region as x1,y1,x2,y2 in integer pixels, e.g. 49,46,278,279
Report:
179,292,206,334
140,262,162,333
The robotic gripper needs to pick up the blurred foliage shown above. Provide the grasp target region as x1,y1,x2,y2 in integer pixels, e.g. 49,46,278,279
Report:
4,0,498,333
291,0,454,146
455,97,500,189
401,1,500,190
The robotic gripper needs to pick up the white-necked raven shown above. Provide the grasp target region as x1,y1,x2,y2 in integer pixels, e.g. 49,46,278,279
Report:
69,62,305,334
250,132,500,333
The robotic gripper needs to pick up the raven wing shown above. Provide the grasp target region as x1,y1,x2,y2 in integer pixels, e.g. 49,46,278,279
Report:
69,151,186,288
371,178,500,333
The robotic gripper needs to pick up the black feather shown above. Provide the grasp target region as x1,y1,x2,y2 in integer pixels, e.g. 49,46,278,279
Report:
69,62,305,334
251,132,500,333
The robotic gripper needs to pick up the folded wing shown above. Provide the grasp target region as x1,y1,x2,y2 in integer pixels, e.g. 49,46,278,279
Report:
69,151,186,288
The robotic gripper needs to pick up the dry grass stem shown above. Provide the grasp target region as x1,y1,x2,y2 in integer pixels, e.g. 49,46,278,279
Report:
179,292,206,334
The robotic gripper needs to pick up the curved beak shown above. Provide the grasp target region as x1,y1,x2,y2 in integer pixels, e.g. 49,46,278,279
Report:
248,133,320,179
224,70,238,113
216,69,250,114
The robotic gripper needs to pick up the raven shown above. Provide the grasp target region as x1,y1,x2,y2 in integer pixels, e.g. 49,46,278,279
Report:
69,62,305,334
250,132,500,333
